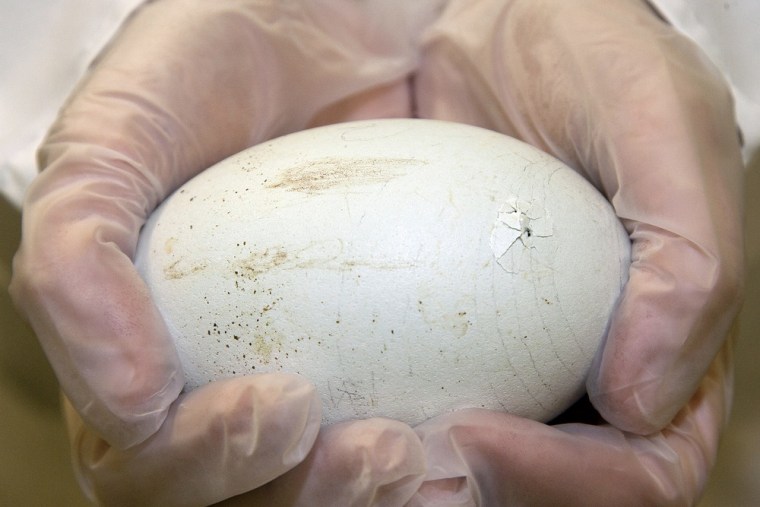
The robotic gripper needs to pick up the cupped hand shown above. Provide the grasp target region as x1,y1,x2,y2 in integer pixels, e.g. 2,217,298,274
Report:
9,0,422,504
407,0,745,503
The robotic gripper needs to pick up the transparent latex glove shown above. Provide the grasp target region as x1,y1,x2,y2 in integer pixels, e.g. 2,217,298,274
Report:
416,0,745,434
9,0,424,504
403,0,745,504
216,418,426,507
408,339,735,507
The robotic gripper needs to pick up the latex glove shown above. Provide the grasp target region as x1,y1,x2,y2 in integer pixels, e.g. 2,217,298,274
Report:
9,0,427,504
406,0,745,504
409,340,735,506
416,0,744,432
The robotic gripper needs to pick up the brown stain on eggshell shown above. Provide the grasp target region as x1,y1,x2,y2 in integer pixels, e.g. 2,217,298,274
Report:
164,259,209,280
266,157,422,193
164,237,178,254
416,291,476,339
232,241,417,280
234,247,289,278
252,332,283,364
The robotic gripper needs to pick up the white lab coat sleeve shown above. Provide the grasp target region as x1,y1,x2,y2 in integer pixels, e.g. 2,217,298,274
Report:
0,0,145,208
647,0,760,164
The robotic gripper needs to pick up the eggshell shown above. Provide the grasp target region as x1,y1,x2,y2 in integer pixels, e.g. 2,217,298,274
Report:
135,119,630,425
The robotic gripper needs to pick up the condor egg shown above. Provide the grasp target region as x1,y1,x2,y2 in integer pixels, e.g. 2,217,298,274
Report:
135,119,630,425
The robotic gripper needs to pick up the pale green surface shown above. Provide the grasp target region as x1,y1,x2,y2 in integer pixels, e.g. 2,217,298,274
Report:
0,196,89,506
699,155,760,507
0,156,758,506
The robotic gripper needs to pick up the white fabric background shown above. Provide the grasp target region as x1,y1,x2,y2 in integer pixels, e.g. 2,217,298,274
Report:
647,0,759,163
0,0,144,207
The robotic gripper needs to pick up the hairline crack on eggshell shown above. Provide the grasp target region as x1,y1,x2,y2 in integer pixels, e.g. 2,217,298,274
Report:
134,119,631,426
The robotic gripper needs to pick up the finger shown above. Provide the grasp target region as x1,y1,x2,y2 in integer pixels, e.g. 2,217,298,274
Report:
64,374,321,507
11,183,185,449
410,337,734,507
218,418,426,507
587,218,742,433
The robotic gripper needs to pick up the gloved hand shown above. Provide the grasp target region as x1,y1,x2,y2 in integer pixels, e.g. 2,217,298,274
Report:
10,0,746,505
409,341,735,506
404,0,745,504
9,0,432,505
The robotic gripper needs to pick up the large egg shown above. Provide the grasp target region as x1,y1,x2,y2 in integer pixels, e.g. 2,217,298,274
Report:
135,119,630,425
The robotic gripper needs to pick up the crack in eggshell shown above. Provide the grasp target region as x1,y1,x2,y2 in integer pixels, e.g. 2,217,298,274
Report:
490,197,554,273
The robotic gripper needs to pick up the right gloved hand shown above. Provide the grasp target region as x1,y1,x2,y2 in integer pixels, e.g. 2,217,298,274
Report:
402,0,744,504
9,1,427,504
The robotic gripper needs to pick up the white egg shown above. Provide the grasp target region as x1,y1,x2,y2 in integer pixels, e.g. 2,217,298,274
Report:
135,119,630,425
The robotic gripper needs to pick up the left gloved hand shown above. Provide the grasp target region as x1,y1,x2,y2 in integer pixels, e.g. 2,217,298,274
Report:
9,1,428,505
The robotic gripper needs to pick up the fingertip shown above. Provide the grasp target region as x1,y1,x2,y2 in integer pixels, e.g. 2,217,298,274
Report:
63,342,185,450
71,374,323,506
179,373,322,464
301,417,426,505
239,373,323,468
217,417,426,506
585,332,665,435
587,379,674,435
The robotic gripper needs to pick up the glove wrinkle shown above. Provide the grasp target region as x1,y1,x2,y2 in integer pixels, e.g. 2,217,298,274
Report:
65,375,323,507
